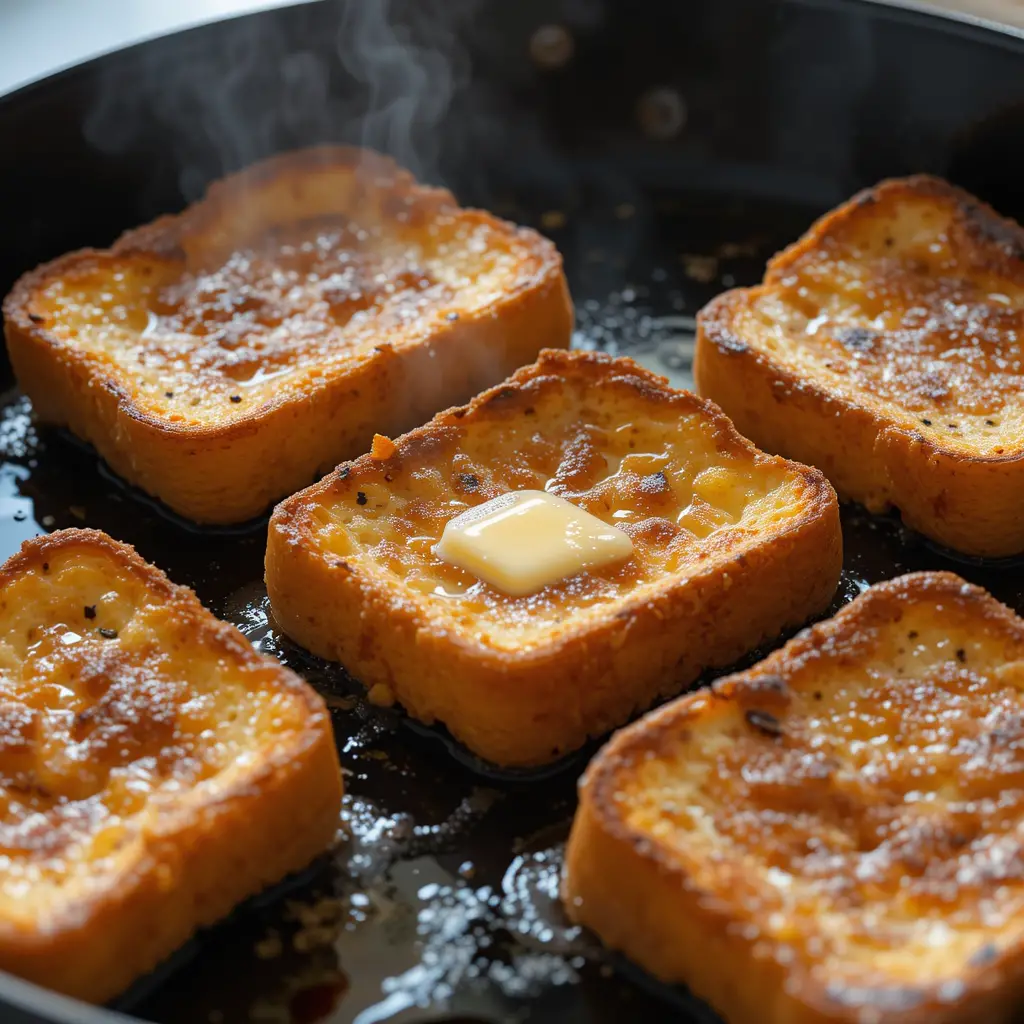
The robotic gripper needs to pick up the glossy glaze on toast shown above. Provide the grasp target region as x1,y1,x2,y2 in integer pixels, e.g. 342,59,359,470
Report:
2,146,572,524
695,175,1024,557
0,529,341,1003
266,348,841,767
565,571,1024,1023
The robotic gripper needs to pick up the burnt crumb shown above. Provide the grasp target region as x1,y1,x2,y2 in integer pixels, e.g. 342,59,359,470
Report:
28,313,45,324
744,709,783,737
834,326,878,352
230,395,242,404
356,492,367,506
488,386,518,404
338,466,351,480
884,236,894,248
748,674,788,697
813,691,823,701
956,648,967,663
947,423,958,430
921,419,932,427
165,391,174,399
908,630,919,640
445,312,460,322
456,473,480,492
452,408,466,419
41,563,49,573
98,627,118,639
970,943,998,967
83,606,96,620
525,407,536,416
986,419,996,426
639,470,670,495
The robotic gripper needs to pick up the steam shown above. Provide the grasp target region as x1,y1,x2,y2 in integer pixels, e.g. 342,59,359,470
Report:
83,0,483,204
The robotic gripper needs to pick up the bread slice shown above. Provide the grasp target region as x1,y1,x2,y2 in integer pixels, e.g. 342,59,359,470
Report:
0,528,341,1003
695,175,1024,558
564,570,1024,1024
265,348,841,767
2,146,572,524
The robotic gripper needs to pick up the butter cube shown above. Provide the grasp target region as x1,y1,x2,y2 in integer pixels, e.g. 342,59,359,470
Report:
434,490,633,597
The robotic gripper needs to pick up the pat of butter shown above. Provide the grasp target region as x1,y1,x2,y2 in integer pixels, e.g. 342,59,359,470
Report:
434,490,633,597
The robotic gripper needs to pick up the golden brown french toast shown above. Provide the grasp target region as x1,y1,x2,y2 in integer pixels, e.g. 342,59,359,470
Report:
265,348,841,767
565,571,1024,1024
695,175,1024,557
2,146,572,524
0,529,341,1003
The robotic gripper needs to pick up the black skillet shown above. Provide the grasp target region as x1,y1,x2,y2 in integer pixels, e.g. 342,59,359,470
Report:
2,0,1024,1021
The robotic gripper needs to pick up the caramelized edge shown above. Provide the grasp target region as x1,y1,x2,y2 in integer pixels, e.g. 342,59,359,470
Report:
269,348,840,666
580,570,1024,1012
1,145,566,441
0,527,336,942
698,174,1024,466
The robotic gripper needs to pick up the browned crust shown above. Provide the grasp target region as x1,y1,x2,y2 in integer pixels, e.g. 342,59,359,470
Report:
266,348,842,767
0,529,342,1004
694,175,1024,558
2,146,573,523
563,571,1024,1024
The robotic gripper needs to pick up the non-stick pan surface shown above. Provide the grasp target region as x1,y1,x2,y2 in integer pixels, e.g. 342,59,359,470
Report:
3,1,1024,1021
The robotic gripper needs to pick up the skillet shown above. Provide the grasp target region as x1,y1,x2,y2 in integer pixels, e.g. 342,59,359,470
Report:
2,0,1024,1020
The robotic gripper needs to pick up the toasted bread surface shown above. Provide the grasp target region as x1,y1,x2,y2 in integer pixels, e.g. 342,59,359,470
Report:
0,529,341,1003
266,349,841,767
565,571,1024,1023
2,146,572,523
695,175,1024,556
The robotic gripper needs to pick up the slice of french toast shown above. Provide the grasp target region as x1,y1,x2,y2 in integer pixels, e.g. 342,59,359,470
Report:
564,571,1024,1024
0,529,341,1003
265,348,841,767
2,146,572,524
695,175,1024,557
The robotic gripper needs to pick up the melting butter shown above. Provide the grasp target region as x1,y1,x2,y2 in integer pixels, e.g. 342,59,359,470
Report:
434,490,632,597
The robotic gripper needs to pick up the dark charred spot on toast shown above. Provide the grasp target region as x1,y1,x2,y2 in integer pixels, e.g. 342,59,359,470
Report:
455,473,480,494
547,430,608,494
28,312,45,325
908,630,919,639
738,674,791,710
744,709,783,737
960,198,1024,260
41,563,49,573
485,386,520,408
956,648,967,663
834,326,879,353
230,395,242,403
356,492,368,506
164,391,174,399
83,606,97,620
98,627,118,639
639,471,670,495
970,943,998,967
921,419,932,426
